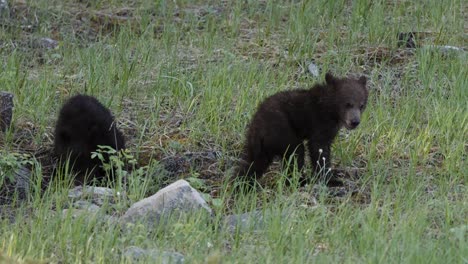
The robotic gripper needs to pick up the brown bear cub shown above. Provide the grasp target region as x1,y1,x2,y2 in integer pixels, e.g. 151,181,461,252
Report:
54,95,125,185
237,73,368,186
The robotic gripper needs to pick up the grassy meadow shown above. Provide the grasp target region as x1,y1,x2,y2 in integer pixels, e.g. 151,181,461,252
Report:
0,0,467,263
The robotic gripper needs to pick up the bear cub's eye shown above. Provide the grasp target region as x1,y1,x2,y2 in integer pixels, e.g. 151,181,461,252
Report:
345,103,353,109
359,104,364,110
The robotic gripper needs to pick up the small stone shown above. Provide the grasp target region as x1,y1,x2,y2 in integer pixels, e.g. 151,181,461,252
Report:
33,37,59,49
436,45,465,56
223,211,265,233
0,0,9,19
120,180,212,228
308,62,320,77
13,166,31,200
62,208,118,224
123,246,184,264
0,0,7,8
0,165,31,205
67,186,85,199
62,208,97,219
68,186,121,206
73,200,101,212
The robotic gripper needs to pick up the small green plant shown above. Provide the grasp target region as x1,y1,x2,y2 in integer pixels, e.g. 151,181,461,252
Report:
0,152,34,186
91,146,136,186
92,145,129,175
185,172,206,191
91,145,153,201
187,172,223,209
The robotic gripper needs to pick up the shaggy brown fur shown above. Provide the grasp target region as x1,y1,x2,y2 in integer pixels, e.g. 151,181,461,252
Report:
237,73,368,186
54,95,125,185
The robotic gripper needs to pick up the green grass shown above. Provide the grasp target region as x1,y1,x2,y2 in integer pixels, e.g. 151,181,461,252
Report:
1,0,467,263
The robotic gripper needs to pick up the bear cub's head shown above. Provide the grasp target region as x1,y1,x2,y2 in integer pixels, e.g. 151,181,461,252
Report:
325,73,368,130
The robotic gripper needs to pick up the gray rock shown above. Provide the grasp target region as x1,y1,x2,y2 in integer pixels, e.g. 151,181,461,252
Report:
31,37,59,50
123,246,184,264
62,208,98,219
421,45,466,58
223,211,265,233
0,165,31,204
432,45,464,52
0,205,16,223
65,186,128,222
0,0,7,9
13,166,31,200
62,208,118,224
435,45,465,56
307,62,320,77
68,186,123,206
120,180,212,228
72,200,101,212
0,91,13,132
0,0,8,19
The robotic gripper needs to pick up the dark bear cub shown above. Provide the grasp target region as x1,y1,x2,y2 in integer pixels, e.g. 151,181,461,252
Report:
237,72,368,186
54,94,125,185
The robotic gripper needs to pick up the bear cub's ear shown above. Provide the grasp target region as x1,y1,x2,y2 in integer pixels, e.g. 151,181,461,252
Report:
358,75,367,86
325,72,336,86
